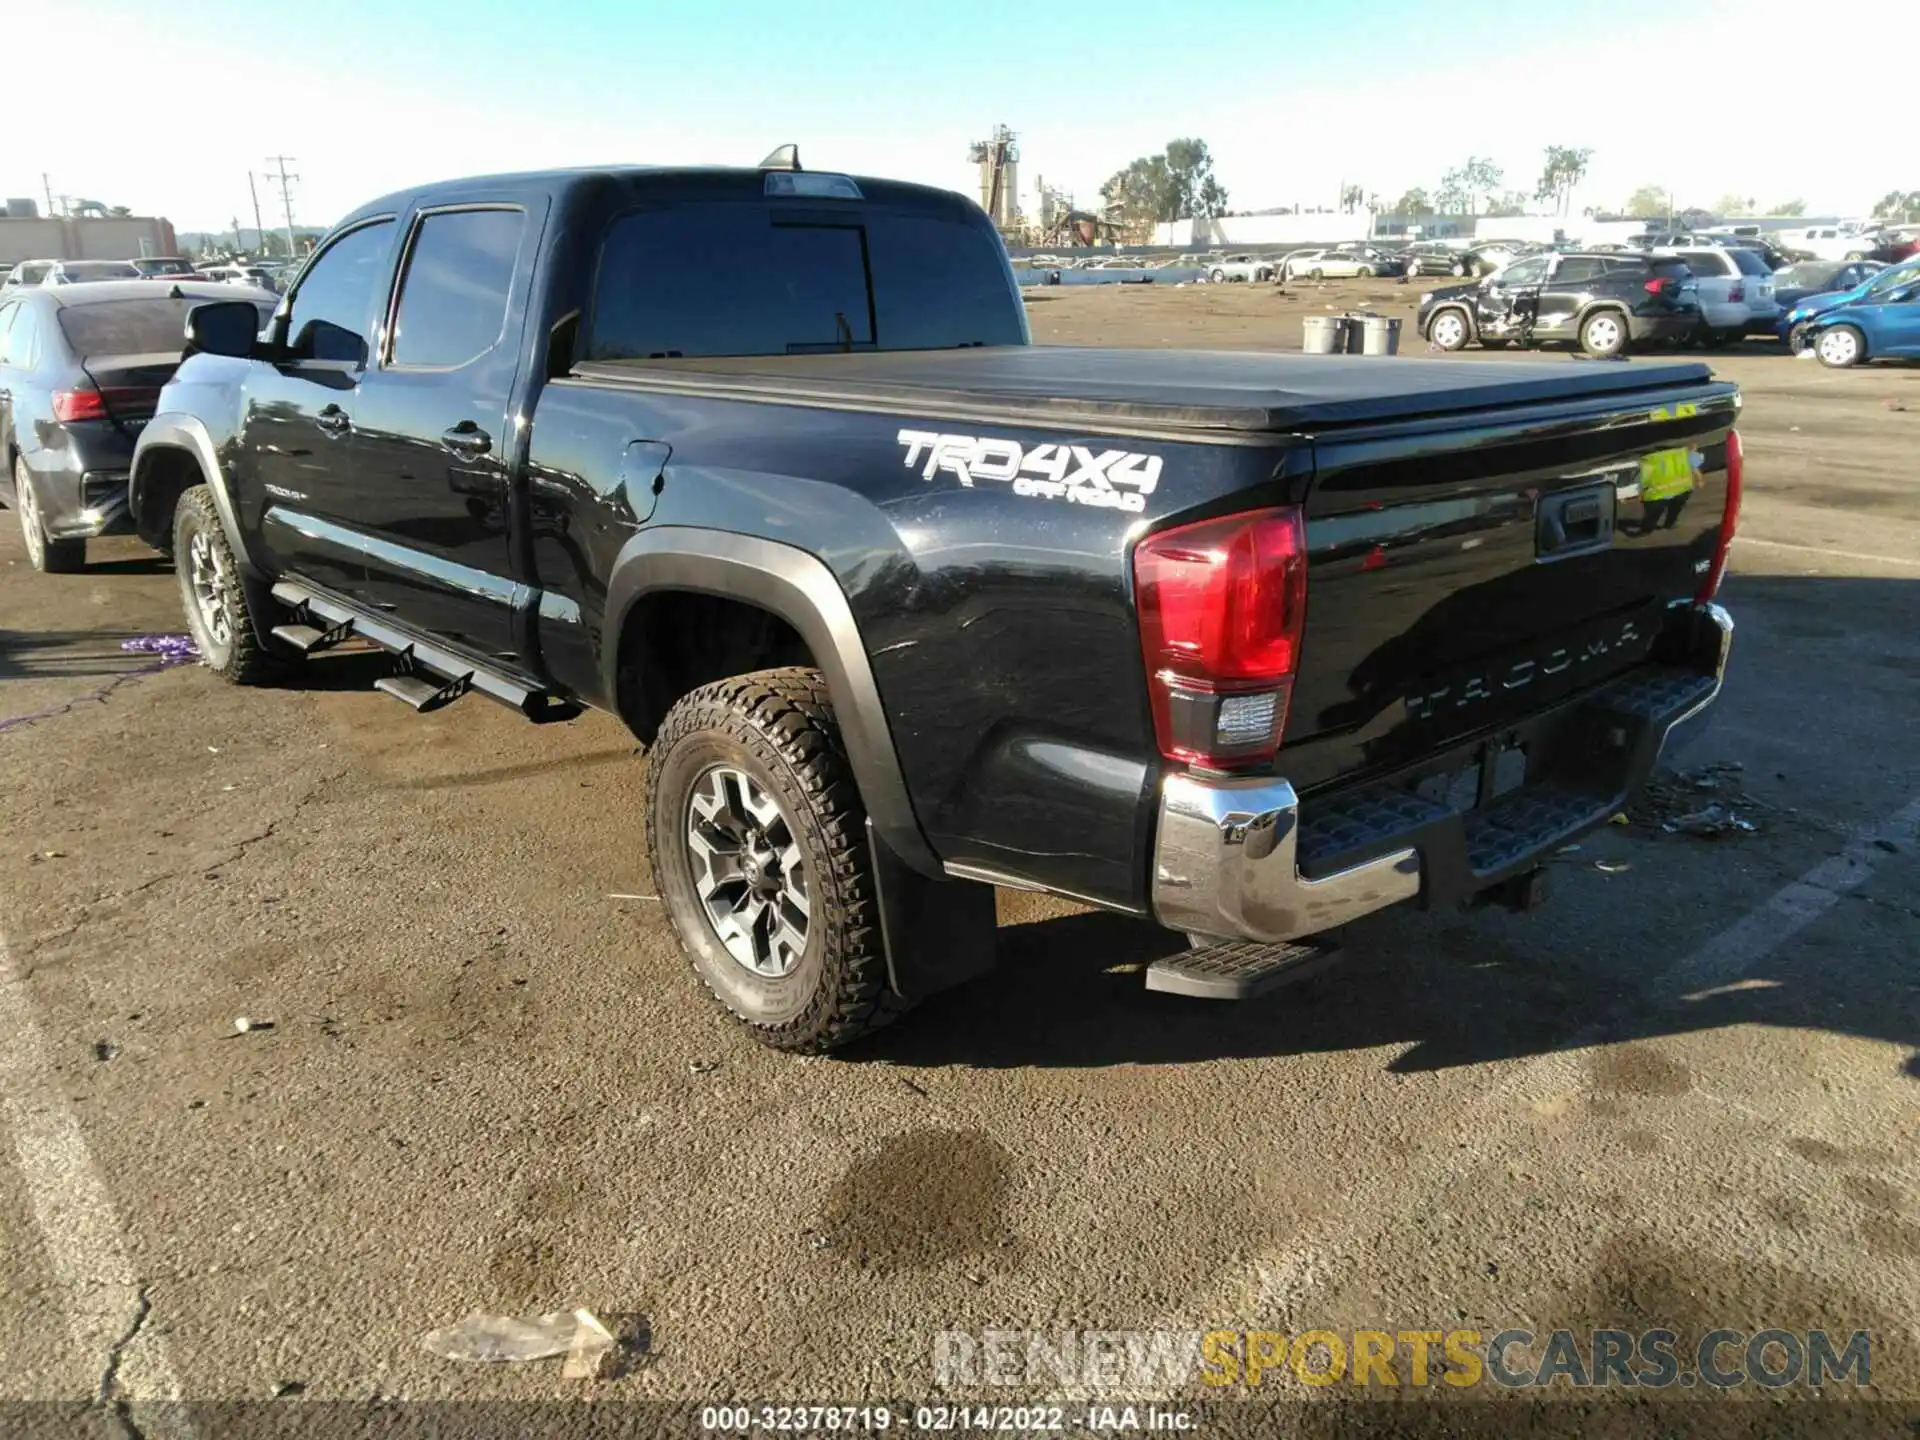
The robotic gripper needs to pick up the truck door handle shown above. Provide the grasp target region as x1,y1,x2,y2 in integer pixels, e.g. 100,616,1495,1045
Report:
441,421,492,460
315,405,350,436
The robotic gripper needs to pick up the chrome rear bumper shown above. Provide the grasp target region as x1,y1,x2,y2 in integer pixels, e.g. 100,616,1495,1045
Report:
1151,602,1733,944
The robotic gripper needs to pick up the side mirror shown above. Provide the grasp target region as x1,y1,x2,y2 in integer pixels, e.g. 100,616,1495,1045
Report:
184,300,261,358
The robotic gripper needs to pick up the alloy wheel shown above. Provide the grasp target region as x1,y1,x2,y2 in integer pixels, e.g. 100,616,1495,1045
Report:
187,529,235,647
15,471,45,568
685,763,811,978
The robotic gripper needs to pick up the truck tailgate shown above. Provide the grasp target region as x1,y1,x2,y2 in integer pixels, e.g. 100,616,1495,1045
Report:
1281,382,1739,791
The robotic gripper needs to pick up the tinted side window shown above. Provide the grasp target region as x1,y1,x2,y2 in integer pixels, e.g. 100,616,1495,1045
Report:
1729,249,1772,277
1679,251,1726,276
1499,257,1550,285
389,208,526,368
285,220,396,364
1551,258,1604,284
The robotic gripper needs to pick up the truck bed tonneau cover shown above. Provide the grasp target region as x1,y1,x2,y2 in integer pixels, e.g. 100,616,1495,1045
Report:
568,346,1720,435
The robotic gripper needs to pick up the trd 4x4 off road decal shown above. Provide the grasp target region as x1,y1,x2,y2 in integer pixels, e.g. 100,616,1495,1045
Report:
897,430,1163,513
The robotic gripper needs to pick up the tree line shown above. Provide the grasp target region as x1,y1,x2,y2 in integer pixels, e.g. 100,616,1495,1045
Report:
1098,142,1906,229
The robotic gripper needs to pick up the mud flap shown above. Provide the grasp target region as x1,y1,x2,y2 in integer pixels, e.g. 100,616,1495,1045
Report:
867,818,997,1001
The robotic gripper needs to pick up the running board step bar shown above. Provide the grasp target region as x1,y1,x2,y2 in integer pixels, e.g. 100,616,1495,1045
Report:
269,617,356,654
271,581,582,725
1145,937,1343,1000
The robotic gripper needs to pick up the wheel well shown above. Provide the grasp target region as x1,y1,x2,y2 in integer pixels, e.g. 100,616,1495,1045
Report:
131,447,205,550
615,590,816,744
1579,303,1627,329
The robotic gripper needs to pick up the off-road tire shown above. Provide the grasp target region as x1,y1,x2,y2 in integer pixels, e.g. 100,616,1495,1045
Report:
13,459,85,573
172,484,291,684
646,666,909,1052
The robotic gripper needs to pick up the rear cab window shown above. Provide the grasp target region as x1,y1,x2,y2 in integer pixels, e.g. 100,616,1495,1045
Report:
585,201,1024,360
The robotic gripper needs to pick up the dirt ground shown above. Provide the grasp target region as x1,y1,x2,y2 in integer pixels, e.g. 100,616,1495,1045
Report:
1,281,1916,1436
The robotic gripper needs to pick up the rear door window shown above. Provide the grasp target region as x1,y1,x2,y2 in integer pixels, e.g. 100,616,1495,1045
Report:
1550,257,1604,284
1679,251,1727,276
586,202,1022,360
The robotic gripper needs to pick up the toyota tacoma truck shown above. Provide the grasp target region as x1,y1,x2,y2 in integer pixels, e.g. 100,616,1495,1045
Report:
129,158,1741,1052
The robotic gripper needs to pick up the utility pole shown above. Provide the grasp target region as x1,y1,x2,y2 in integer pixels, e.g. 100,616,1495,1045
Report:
266,155,299,257
248,172,267,254
231,217,244,256
41,173,55,218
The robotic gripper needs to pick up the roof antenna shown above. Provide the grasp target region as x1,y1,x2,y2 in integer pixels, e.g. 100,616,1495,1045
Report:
758,144,802,172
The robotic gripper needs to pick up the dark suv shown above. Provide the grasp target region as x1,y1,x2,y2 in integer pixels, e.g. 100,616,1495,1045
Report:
1418,251,1702,358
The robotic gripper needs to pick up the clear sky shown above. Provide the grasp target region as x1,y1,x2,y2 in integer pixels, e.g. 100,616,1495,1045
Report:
5,0,1905,235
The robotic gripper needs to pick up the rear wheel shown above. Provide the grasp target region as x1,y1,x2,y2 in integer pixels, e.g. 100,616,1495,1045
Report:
1357,266,1375,278
172,485,290,684
1309,267,1324,280
1428,307,1470,351
1815,324,1864,368
1579,308,1630,358
12,460,85,573
1451,261,1468,277
647,667,906,1052
1209,268,1226,284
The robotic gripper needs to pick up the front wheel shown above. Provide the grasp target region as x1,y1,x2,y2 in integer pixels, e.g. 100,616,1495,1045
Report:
1427,307,1470,351
172,485,290,684
1815,324,1864,368
646,667,906,1052
1209,269,1226,284
1309,268,1324,280
12,460,85,573
1579,308,1630,358
1451,261,1468,277
1357,266,1375,278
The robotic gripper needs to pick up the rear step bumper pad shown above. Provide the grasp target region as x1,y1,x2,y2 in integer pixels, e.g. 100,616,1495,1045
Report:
1150,602,1732,946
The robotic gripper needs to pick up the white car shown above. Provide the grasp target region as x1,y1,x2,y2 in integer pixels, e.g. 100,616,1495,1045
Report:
1666,248,1778,343
1782,225,1884,262
1282,248,1385,281
1204,253,1275,283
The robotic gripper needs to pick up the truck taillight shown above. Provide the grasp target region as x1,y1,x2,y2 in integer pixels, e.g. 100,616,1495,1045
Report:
1697,429,1742,603
1728,282,1745,304
1133,506,1307,769
52,388,108,423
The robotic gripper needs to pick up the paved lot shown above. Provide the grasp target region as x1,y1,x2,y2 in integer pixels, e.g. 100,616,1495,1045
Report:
1,282,1917,1432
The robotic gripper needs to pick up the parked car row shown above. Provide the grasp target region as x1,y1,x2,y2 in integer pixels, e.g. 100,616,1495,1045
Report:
3,256,296,293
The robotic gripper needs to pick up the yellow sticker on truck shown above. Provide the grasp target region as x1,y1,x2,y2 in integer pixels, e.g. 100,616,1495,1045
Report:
1638,447,1696,502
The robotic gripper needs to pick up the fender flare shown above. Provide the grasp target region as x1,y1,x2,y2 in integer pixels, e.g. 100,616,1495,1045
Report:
603,526,942,878
130,414,256,573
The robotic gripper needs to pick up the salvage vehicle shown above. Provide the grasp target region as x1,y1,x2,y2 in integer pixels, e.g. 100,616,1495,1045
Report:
1419,251,1703,357
1769,259,1884,321
1205,254,1275,284
1662,247,1778,343
131,160,1741,1051
0,280,275,570
1790,258,1920,367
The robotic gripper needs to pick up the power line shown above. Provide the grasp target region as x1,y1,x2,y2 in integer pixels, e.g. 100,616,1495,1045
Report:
265,155,300,256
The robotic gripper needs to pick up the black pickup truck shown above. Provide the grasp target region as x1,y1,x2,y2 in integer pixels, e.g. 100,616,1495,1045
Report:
129,159,1740,1051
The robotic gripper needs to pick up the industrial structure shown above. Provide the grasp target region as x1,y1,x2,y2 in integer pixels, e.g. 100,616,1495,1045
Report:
968,125,1021,235
1,199,178,267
